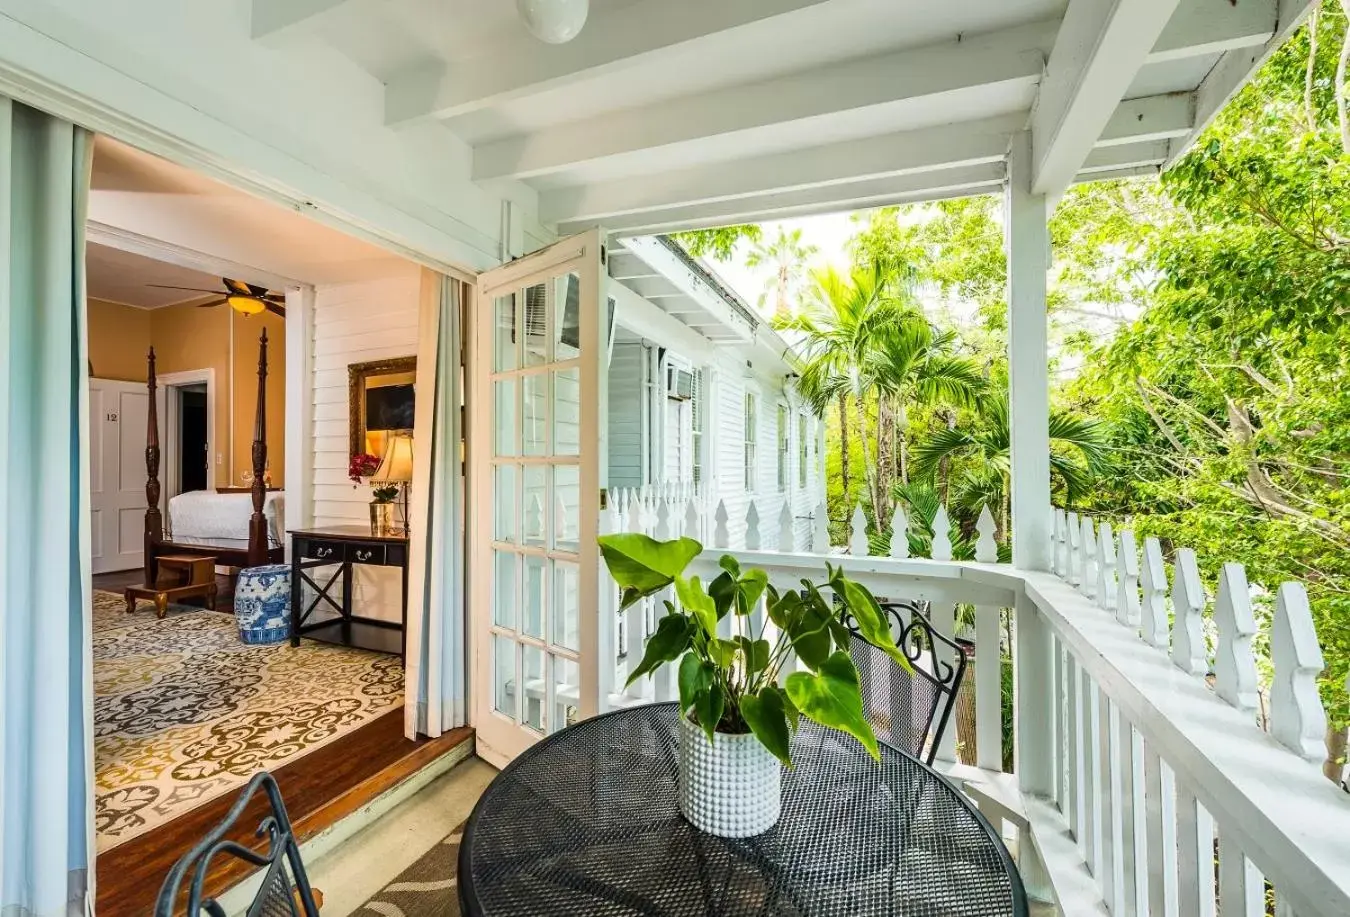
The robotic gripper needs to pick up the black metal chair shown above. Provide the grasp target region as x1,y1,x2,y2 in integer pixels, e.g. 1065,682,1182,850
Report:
154,771,320,917
841,599,968,765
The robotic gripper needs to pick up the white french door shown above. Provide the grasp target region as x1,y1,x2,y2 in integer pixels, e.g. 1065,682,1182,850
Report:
469,230,607,768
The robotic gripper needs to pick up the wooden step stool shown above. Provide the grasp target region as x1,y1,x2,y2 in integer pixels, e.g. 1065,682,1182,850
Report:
124,554,218,619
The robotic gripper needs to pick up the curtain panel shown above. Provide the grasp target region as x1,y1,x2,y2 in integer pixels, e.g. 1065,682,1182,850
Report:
0,99,96,916
405,274,467,738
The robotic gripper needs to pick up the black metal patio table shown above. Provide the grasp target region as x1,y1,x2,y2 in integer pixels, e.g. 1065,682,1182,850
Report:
460,703,1027,916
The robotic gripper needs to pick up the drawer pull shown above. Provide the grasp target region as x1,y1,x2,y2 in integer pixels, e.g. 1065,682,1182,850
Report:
315,547,334,559
355,549,374,562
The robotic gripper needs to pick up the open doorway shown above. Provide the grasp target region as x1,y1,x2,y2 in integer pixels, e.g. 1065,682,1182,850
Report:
178,383,208,493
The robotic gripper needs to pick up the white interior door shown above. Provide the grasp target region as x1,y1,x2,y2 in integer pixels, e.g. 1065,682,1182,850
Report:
469,230,607,768
89,379,162,574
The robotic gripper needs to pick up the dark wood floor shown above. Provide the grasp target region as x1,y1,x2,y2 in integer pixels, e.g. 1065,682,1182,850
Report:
93,566,238,609
96,708,473,916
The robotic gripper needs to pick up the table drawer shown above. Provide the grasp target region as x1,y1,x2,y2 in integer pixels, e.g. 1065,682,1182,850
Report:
346,543,386,565
300,539,345,562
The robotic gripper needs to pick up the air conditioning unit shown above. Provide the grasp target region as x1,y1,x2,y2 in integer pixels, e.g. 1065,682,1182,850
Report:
666,364,694,400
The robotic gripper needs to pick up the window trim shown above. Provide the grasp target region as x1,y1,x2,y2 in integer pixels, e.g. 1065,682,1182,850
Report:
776,403,789,492
798,412,809,488
743,390,758,493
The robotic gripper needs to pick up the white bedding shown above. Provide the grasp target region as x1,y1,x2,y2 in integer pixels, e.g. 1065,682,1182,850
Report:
167,490,285,546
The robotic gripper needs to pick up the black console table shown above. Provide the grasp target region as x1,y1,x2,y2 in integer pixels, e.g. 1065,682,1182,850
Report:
289,526,409,658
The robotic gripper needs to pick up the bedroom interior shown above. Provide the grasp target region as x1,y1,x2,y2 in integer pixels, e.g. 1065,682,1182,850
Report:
81,134,463,913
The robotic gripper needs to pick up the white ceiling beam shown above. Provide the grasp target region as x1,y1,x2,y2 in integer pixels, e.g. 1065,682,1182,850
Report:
473,23,1051,182
1096,93,1195,147
1080,141,1170,173
540,115,1024,224
1031,0,1183,196
1074,164,1164,184
619,236,757,343
1150,0,1276,63
385,0,831,125
250,0,354,43
1166,0,1315,164
563,164,1006,236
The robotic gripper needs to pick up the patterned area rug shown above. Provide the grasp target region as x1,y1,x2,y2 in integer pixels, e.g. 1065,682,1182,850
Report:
94,590,403,851
355,823,465,916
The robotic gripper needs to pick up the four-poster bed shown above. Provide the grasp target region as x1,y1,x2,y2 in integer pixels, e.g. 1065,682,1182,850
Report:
139,328,284,596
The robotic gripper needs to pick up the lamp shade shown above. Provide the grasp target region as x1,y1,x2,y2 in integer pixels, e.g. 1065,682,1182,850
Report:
371,433,414,483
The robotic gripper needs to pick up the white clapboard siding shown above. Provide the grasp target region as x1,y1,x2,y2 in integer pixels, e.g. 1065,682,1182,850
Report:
310,268,421,622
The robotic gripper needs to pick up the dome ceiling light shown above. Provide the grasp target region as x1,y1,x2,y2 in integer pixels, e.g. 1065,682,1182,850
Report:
516,0,589,44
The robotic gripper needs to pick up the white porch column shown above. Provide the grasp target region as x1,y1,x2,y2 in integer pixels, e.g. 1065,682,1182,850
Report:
1005,130,1051,572
1006,130,1055,903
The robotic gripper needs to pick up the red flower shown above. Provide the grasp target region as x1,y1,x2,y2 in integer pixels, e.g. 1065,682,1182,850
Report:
348,453,381,484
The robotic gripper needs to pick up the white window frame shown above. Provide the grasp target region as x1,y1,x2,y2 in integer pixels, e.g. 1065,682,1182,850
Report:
691,367,705,493
743,390,758,493
776,403,789,492
798,412,809,489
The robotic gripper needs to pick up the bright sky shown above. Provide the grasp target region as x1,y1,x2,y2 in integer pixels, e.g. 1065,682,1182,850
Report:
713,212,862,314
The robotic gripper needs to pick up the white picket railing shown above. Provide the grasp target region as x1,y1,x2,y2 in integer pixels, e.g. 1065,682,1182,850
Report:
595,498,1350,916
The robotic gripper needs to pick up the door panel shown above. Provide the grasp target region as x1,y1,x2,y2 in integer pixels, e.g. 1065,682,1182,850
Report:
89,379,161,574
469,231,606,768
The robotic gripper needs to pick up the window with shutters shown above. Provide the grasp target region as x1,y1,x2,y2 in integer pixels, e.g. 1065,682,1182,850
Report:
777,404,789,491
744,392,757,492
798,413,808,488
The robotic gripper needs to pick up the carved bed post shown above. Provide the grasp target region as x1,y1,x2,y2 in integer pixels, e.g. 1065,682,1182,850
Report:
247,328,269,568
144,347,163,586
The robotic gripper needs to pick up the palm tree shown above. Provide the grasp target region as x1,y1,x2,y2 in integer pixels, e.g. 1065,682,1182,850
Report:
910,392,1109,537
778,263,904,520
863,318,986,493
746,228,819,319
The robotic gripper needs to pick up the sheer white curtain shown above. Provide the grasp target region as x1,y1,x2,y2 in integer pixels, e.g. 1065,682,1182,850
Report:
0,98,96,915
404,273,466,738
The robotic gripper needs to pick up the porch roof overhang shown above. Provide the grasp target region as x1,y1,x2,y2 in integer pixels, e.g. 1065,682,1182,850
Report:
251,0,1311,238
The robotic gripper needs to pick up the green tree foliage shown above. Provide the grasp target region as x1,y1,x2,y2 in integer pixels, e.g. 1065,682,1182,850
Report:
668,225,762,262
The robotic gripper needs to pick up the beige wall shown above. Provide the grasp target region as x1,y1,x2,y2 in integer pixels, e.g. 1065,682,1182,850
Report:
88,297,286,488
87,299,151,382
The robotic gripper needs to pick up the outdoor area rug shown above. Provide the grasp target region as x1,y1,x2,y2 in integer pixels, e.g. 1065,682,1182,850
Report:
355,823,465,916
93,589,403,851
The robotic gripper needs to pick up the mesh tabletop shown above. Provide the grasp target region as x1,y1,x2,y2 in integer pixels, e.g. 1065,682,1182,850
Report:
460,703,1026,917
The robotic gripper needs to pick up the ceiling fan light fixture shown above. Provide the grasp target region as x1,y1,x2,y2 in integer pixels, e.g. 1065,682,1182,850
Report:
516,0,588,44
227,294,267,315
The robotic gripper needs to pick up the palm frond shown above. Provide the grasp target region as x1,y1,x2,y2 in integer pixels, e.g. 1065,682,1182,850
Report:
910,427,976,480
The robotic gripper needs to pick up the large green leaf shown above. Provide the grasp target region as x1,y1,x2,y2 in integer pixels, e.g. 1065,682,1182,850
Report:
598,534,702,610
623,614,693,688
786,651,880,760
708,638,739,668
790,593,834,670
675,575,719,638
736,636,771,675
829,568,910,671
677,652,714,717
741,688,793,767
734,568,769,616
693,682,725,744
707,570,738,620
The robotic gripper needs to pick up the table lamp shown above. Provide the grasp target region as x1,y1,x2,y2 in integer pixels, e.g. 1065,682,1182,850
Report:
371,433,414,535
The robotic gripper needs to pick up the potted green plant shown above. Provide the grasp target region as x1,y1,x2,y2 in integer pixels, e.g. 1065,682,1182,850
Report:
599,533,911,838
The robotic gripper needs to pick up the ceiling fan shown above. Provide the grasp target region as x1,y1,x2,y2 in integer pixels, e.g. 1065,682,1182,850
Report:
147,278,285,317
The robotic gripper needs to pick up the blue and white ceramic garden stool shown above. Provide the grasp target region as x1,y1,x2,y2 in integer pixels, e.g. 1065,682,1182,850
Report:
234,564,292,645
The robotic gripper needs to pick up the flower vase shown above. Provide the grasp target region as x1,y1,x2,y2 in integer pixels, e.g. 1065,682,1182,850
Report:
369,501,394,537
677,714,781,838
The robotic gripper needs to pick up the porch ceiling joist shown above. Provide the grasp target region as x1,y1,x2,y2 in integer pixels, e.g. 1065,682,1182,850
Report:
471,24,1051,182
1079,140,1171,174
1149,0,1276,63
541,116,1023,225
1165,0,1317,165
563,164,1006,236
1030,0,1184,196
250,0,354,42
1096,93,1195,147
607,252,661,281
384,0,831,125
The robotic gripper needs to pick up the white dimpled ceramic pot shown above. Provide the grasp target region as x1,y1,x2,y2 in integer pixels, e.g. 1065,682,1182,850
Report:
677,714,782,838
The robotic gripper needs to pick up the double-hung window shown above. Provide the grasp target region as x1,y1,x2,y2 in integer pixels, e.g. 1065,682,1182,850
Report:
743,392,757,492
798,413,809,488
776,404,789,491
690,369,705,491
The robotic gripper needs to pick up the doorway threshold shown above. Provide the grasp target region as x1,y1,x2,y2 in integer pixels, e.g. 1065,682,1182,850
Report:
95,709,473,915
